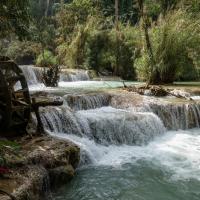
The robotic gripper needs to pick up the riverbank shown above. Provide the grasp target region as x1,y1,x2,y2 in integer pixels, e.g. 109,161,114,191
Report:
0,135,80,200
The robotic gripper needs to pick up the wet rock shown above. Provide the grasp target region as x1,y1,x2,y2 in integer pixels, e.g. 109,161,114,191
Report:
0,136,80,200
49,165,74,188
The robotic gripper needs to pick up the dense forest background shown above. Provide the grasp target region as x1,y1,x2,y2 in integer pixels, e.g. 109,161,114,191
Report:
1,0,200,83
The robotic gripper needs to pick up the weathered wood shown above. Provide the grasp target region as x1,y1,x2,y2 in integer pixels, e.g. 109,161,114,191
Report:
0,57,63,135
31,97,63,134
32,100,63,108
0,58,31,132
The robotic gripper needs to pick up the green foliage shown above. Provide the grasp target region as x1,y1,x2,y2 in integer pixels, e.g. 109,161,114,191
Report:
29,18,56,51
36,50,58,67
57,8,139,80
180,0,200,16
1,40,41,64
56,0,100,45
100,0,139,24
57,16,98,68
2,0,200,82
158,0,178,13
0,140,21,151
86,24,140,79
145,0,162,20
0,0,30,39
136,10,200,83
0,140,21,167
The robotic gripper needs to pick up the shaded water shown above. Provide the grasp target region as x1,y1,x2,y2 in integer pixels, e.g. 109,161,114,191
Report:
54,165,200,200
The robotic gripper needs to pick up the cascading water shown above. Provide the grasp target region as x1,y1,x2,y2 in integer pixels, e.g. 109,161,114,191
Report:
45,93,200,200
20,67,200,200
149,103,200,130
110,94,200,130
20,65,90,90
63,93,111,111
60,70,90,82
40,106,166,146
19,65,44,86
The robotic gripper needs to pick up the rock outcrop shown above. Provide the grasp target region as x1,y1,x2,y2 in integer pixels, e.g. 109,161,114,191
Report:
0,136,80,200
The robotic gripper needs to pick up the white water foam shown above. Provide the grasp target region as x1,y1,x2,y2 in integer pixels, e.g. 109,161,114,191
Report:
49,128,200,181
60,70,90,82
192,96,200,100
19,65,44,85
41,106,166,146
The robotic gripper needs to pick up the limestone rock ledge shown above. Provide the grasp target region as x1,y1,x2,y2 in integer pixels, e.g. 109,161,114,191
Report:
0,136,80,200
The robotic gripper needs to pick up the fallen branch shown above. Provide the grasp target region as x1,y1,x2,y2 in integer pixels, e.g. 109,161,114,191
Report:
124,84,194,100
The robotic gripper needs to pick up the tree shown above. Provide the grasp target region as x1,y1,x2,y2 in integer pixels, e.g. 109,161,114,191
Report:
115,0,120,75
137,0,157,84
0,0,30,39
100,0,139,24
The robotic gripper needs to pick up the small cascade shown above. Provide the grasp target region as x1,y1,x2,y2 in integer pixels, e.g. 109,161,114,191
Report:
60,69,90,82
149,103,200,130
40,106,166,146
40,106,83,135
76,107,166,145
110,93,200,130
20,66,91,88
19,65,44,86
63,93,111,111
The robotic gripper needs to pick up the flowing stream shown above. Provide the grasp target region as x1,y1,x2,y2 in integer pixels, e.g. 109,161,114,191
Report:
23,66,200,200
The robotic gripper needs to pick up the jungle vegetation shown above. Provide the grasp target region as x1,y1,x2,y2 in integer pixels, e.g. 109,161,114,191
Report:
0,0,200,83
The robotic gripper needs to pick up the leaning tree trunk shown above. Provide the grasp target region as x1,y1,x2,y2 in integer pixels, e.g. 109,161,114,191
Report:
137,0,158,85
114,0,120,76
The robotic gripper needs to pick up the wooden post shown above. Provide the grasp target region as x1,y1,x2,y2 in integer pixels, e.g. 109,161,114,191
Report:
32,98,45,134
31,97,63,135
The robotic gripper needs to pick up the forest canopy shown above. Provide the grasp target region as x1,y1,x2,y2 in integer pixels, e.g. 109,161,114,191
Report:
0,0,200,83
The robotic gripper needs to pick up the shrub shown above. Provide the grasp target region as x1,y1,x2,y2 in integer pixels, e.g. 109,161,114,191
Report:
86,24,140,80
0,40,41,64
36,50,58,67
136,10,200,83
57,15,100,69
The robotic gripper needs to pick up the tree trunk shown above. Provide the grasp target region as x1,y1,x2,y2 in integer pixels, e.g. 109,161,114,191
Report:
115,0,120,76
45,0,50,17
137,0,156,84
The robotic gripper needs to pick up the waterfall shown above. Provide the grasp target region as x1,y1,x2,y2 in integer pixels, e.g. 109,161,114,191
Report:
19,65,44,87
40,106,166,146
40,106,83,135
149,103,200,130
63,93,111,111
127,103,200,130
37,93,200,168
20,65,90,88
110,94,200,130
60,70,90,82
